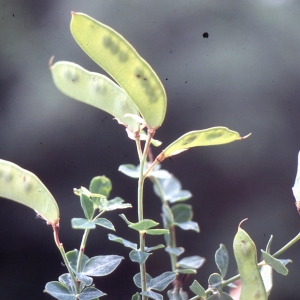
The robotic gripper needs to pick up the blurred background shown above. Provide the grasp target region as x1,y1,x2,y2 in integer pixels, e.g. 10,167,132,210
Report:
1,0,300,299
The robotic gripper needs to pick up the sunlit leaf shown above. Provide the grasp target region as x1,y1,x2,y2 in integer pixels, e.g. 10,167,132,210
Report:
83,255,123,276
78,287,106,299
66,249,89,273
44,282,75,300
129,219,159,231
140,290,162,300
145,244,165,252
165,247,185,256
208,273,223,293
145,229,169,235
174,220,199,232
133,272,152,289
148,271,177,291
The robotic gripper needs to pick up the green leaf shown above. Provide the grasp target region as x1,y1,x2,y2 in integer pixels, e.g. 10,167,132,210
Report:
158,127,244,159
66,249,89,273
174,220,199,232
118,164,139,178
105,197,132,211
50,61,139,131
129,250,151,264
70,12,167,129
145,244,165,252
131,293,141,300
215,244,229,278
153,176,192,203
190,280,206,297
90,176,112,198
129,219,159,231
145,229,169,235
0,159,59,225
83,255,123,276
165,247,185,256
93,218,115,230
208,273,223,293
80,193,94,220
133,272,152,288
148,271,177,291
141,290,162,300
78,287,106,299
177,256,205,269
119,213,134,225
108,233,137,250
44,282,75,300
59,274,76,293
72,218,96,229
207,292,234,300
261,250,291,275
172,204,192,223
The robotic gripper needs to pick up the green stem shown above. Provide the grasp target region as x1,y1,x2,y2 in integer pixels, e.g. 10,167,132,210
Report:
138,132,153,300
53,225,80,294
272,232,300,257
77,211,105,273
76,228,91,273
151,176,178,272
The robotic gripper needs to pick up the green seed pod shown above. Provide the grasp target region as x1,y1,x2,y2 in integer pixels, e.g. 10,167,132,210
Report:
0,159,59,226
233,219,267,300
70,12,167,130
50,60,140,131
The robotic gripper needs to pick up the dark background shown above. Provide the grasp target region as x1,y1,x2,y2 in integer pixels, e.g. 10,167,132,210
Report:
1,0,300,299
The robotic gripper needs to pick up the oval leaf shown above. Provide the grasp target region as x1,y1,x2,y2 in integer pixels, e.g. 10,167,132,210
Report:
149,271,177,291
177,255,205,269
215,244,229,278
44,282,75,300
78,287,106,299
158,127,243,159
50,61,139,131
90,175,112,198
66,249,89,273
93,218,115,231
71,218,96,230
190,280,206,297
0,159,59,225
70,12,167,129
129,219,159,231
261,250,291,276
172,204,193,223
83,255,123,276
130,250,151,264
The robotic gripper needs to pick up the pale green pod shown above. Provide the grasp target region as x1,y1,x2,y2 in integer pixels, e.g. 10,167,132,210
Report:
50,60,140,131
70,12,167,130
0,159,59,226
157,127,245,161
233,220,267,300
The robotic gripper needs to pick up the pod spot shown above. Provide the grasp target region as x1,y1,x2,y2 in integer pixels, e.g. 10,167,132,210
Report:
4,171,13,182
110,42,119,54
103,36,112,48
183,135,197,145
119,51,129,62
93,78,106,95
143,78,147,81
134,68,144,78
64,68,78,83
206,130,223,140
148,95,158,103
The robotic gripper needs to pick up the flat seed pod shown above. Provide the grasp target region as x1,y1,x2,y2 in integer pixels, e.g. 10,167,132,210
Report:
0,159,59,226
50,60,140,131
70,12,167,130
158,127,244,160
233,220,267,300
